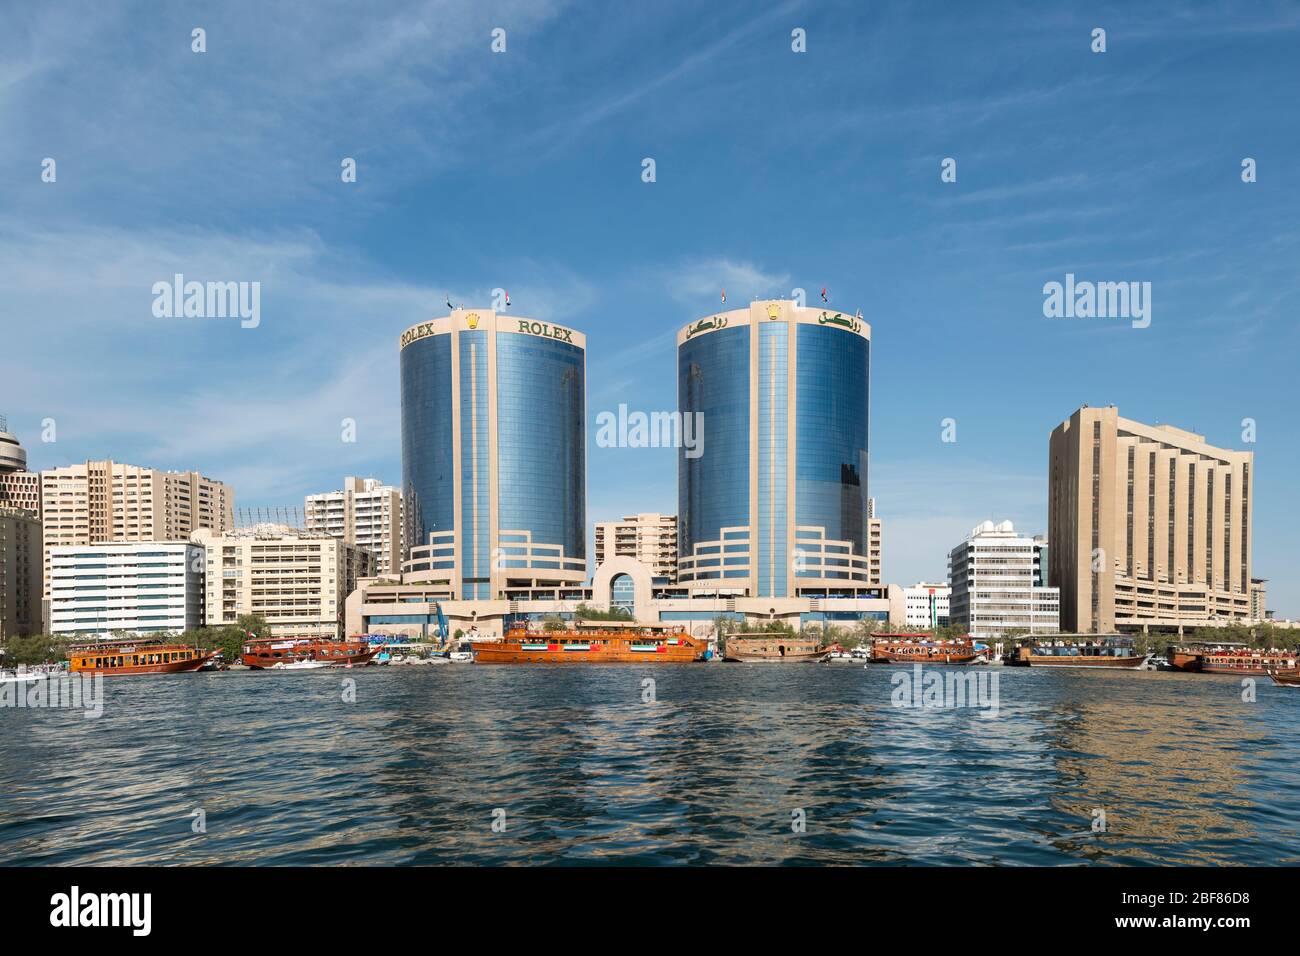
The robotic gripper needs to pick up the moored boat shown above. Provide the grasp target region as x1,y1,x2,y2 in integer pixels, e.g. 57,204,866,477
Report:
241,637,378,669
1169,641,1297,676
475,622,706,663
1011,635,1145,669
68,640,217,676
872,635,978,665
1269,669,1300,687
723,634,828,663
271,659,332,671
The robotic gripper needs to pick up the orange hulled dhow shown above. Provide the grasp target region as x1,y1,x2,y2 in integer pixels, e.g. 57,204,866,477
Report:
240,636,379,669
68,639,217,676
472,622,708,664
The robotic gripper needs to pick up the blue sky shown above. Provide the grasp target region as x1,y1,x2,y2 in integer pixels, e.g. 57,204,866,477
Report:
2,1,1298,615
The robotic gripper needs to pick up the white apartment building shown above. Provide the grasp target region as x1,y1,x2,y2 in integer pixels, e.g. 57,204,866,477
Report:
305,476,403,576
594,513,678,583
949,520,1059,639
38,460,233,599
48,542,204,636
193,525,373,638
890,581,951,628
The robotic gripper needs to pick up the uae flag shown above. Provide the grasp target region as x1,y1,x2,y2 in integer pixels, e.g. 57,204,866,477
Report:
721,289,727,303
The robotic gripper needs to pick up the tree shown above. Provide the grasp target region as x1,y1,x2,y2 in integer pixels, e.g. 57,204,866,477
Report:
574,602,633,622
0,633,69,666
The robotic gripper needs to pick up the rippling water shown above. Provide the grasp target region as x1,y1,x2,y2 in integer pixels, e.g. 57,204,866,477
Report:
2,664,1298,865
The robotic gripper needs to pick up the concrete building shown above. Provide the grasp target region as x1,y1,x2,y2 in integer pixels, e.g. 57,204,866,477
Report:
0,417,40,516
38,460,233,600
1250,578,1267,623
1048,405,1253,633
47,542,204,636
400,309,587,600
889,581,951,629
594,513,678,583
677,300,874,600
305,476,403,576
193,525,373,638
949,520,1060,639
0,507,43,639
868,497,883,586
0,415,28,475
346,556,891,642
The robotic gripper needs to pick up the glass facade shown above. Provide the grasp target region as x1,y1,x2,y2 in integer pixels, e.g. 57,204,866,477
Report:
400,319,586,600
678,326,749,578
794,324,870,562
678,312,871,598
496,333,586,568
400,333,453,555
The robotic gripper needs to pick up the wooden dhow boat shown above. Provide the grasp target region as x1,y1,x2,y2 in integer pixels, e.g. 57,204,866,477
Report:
1269,669,1300,687
871,634,978,665
1169,641,1298,676
68,639,217,676
473,622,707,664
723,633,830,663
240,637,379,669
1010,635,1145,669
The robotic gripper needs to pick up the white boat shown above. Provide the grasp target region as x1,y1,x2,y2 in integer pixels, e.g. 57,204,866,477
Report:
0,665,59,684
270,659,332,671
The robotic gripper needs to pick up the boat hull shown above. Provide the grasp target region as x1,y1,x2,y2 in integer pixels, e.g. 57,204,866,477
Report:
884,651,977,665
1269,670,1300,687
70,654,216,676
1023,655,1145,669
474,641,702,664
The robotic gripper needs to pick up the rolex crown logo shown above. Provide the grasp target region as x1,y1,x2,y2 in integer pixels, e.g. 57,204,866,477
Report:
766,303,781,320
466,312,480,329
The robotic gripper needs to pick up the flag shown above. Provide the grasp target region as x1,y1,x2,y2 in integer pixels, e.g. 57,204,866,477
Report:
504,290,511,307
445,294,454,310
821,286,828,302
721,289,726,303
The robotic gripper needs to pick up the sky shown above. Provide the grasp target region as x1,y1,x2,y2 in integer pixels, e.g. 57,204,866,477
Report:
2,1,1298,615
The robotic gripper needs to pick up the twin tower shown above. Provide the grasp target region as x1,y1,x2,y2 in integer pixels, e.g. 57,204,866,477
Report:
398,300,872,602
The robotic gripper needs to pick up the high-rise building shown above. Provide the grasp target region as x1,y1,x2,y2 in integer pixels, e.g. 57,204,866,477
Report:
0,416,40,516
949,520,1060,639
0,416,27,474
192,525,373,638
0,506,43,639
677,300,872,597
48,542,204,636
1048,405,1253,633
595,513,678,583
399,309,587,600
305,476,403,576
1250,578,1267,623
38,461,233,600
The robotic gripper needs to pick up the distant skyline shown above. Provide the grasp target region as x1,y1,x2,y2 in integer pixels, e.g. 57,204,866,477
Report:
3,2,1297,615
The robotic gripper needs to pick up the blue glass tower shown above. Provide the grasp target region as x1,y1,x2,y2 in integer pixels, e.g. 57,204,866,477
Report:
677,300,871,598
400,310,587,600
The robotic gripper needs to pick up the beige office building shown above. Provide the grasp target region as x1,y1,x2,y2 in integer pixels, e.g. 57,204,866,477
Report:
193,525,373,638
305,476,403,577
594,513,678,582
1048,405,1253,633
38,461,233,599
0,507,43,639
867,497,883,586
